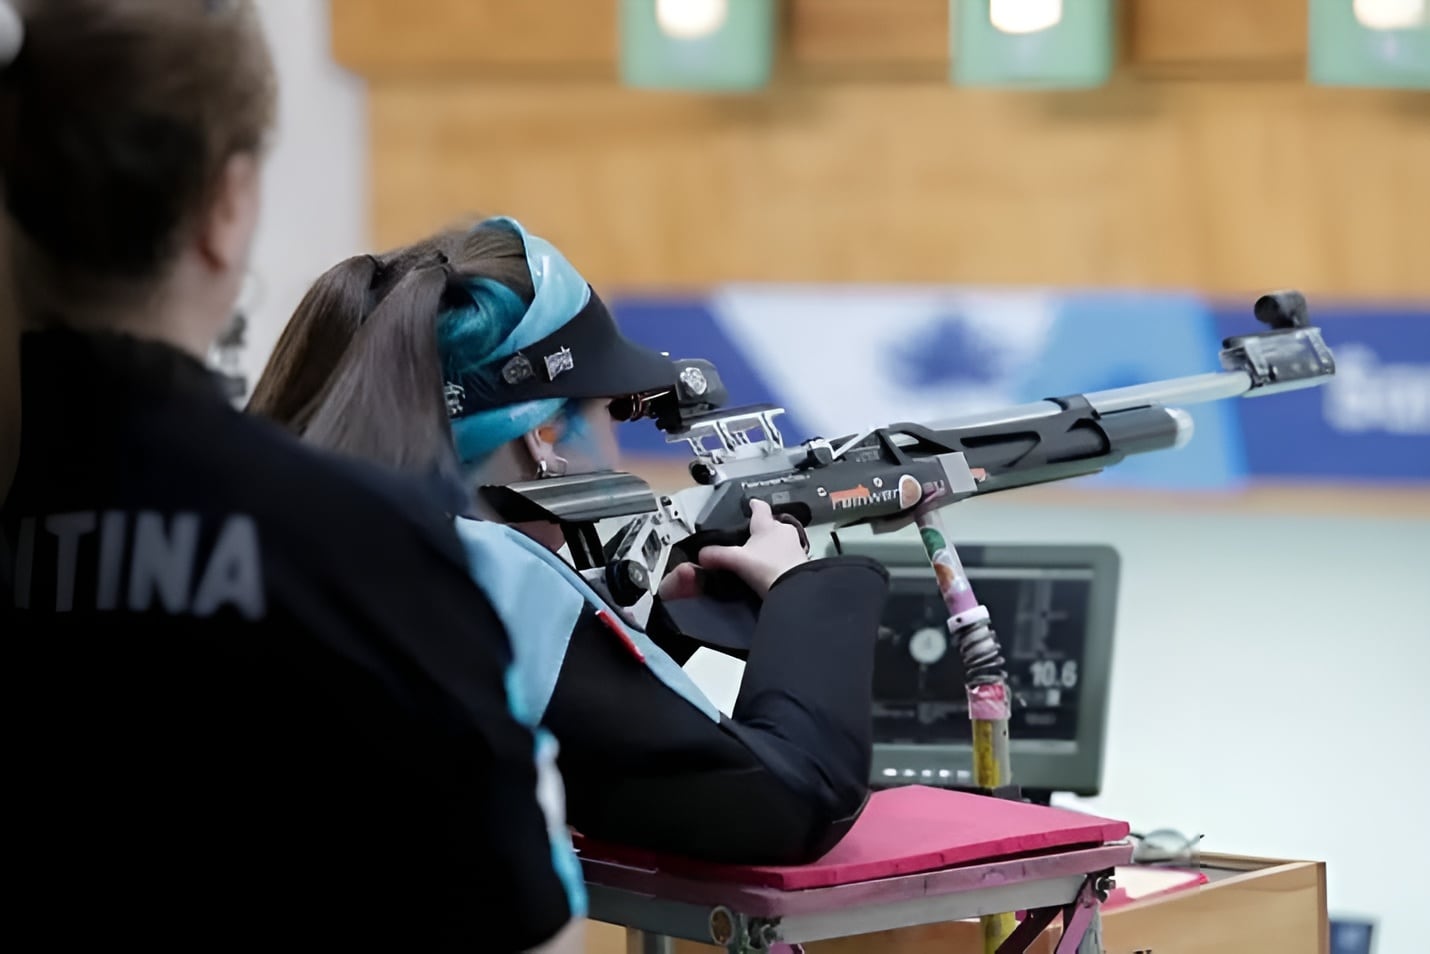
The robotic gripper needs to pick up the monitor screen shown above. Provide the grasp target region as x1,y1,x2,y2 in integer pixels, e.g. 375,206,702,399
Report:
829,538,1118,797
874,565,1092,751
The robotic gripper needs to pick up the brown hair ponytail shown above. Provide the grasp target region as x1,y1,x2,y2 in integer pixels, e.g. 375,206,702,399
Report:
299,265,458,479
247,254,379,431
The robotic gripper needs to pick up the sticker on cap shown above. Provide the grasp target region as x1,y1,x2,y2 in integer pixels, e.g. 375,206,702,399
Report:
545,347,575,381
502,354,535,385
443,382,466,418
679,365,708,396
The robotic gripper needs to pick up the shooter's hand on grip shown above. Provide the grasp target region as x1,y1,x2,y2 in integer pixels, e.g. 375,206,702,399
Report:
660,499,810,601
703,499,811,597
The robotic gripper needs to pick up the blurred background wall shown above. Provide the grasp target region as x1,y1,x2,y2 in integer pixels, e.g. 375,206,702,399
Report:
250,2,1428,950
339,0,1429,296
248,0,368,384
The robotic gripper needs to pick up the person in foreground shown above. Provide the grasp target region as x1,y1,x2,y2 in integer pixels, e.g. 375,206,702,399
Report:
0,0,19,502
0,2,580,950
248,216,893,865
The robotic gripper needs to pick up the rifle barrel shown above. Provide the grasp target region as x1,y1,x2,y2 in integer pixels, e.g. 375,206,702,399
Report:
926,370,1253,435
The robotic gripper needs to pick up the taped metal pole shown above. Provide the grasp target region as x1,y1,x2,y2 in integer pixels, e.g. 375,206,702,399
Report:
914,504,1016,954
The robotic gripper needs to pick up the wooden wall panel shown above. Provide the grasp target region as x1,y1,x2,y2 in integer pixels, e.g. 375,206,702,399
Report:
333,0,1313,76
370,78,1430,297
1124,0,1308,76
785,0,948,73
332,0,617,75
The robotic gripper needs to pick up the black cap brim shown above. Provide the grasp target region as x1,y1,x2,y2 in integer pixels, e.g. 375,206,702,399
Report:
447,289,677,418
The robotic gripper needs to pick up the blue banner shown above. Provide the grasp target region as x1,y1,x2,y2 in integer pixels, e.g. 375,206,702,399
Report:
609,287,1430,488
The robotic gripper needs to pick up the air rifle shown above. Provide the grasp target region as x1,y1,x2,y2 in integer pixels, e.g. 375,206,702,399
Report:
482,289,1335,631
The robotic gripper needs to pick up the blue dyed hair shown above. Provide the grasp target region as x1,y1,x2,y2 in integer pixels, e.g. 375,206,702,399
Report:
437,217,594,466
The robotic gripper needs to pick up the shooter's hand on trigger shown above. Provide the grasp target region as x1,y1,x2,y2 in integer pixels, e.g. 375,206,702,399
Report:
657,500,810,601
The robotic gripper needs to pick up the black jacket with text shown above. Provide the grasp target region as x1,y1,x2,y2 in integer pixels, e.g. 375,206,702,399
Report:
1,330,578,953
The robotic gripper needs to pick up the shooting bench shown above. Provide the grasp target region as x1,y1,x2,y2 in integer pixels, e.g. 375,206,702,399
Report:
578,785,1132,954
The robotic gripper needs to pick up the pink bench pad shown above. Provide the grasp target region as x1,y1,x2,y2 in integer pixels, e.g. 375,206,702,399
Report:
576,785,1130,890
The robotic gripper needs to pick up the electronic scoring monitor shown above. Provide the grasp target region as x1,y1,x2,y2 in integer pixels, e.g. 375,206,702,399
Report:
827,538,1120,801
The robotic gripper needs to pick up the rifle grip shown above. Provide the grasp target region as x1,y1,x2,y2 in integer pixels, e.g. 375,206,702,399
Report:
658,530,763,656
667,514,808,603
668,529,760,604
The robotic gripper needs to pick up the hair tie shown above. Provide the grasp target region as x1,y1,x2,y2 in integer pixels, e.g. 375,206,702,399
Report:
364,254,385,289
429,250,454,283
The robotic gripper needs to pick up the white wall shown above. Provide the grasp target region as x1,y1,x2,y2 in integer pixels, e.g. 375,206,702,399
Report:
246,4,1429,950
245,0,368,389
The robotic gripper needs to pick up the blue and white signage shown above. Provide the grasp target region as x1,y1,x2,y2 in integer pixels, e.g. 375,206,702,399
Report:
609,287,1430,488
1211,305,1430,482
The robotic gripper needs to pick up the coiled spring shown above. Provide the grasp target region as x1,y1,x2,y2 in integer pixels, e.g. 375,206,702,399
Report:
955,618,1007,686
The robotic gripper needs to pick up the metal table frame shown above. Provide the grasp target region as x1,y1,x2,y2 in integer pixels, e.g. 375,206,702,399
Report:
584,842,1132,953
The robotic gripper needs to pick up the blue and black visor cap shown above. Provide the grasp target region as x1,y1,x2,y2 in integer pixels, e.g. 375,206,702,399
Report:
444,288,729,431
445,287,666,411
440,216,729,432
